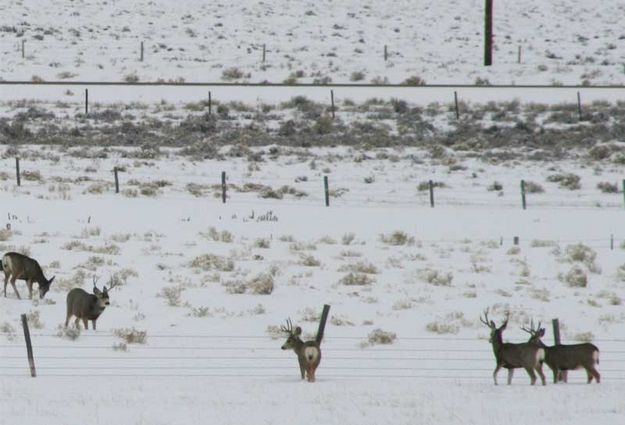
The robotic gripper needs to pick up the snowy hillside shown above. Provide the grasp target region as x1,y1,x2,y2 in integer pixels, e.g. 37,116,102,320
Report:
0,0,624,85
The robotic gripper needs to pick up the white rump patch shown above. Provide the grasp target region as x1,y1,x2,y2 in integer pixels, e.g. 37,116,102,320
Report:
593,350,600,364
536,348,545,363
304,346,319,363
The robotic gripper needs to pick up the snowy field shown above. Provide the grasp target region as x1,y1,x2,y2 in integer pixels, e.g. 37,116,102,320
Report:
0,0,624,85
1,1,625,424
0,146,624,424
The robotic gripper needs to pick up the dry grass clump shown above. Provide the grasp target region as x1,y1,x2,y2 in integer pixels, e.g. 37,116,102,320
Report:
158,285,185,307
547,173,581,190
299,254,321,267
289,241,317,251
338,261,378,274
426,311,472,334
224,270,276,295
61,240,120,255
254,238,271,249
113,328,147,344
523,181,545,193
560,266,588,287
530,239,557,248
379,231,414,246
339,272,375,286
417,268,453,286
572,332,594,343
200,227,233,243
190,254,234,272
565,243,599,272
597,181,619,193
56,324,81,340
0,228,12,241
0,322,16,341
367,329,397,345
55,270,87,291
21,170,43,182
26,310,44,329
341,233,356,245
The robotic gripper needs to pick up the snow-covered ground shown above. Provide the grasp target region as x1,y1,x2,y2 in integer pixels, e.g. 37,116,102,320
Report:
1,0,624,85
1,146,624,424
2,1,625,424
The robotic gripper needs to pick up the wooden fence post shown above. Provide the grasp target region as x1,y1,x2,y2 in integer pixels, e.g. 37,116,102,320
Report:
517,45,522,64
520,179,527,210
330,90,335,119
552,318,561,345
208,91,212,115
384,45,388,61
85,89,89,115
324,176,330,207
262,44,266,63
623,179,625,209
429,180,435,208
113,167,120,193
140,41,144,62
454,91,460,119
21,314,36,377
316,304,331,342
577,91,583,120
15,157,21,187
21,40,25,59
513,236,520,246
484,0,493,66
221,171,227,204
610,234,614,250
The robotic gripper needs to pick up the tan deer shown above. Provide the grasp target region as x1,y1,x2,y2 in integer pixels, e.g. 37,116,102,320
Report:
280,318,322,382
65,276,118,330
1,252,55,299
522,321,600,384
480,309,546,385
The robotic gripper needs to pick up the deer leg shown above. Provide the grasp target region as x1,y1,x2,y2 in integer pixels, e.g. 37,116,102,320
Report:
536,364,546,386
561,370,568,383
74,317,80,329
297,358,305,380
82,318,88,330
307,366,316,382
26,279,33,299
9,276,21,299
507,368,515,385
525,367,537,385
493,365,502,385
92,320,97,331
3,273,8,297
590,367,600,384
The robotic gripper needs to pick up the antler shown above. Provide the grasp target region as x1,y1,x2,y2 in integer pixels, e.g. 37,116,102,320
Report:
106,275,121,291
280,318,294,335
521,319,542,336
92,275,100,289
479,309,496,329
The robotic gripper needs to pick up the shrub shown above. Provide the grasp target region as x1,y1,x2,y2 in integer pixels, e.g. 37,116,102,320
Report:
367,329,397,345
561,266,588,287
339,272,375,286
403,75,426,86
159,286,185,306
222,67,245,80
547,173,581,190
190,254,234,272
56,324,81,340
418,269,453,286
248,272,274,295
379,231,414,246
113,327,147,344
523,181,545,193
597,182,618,193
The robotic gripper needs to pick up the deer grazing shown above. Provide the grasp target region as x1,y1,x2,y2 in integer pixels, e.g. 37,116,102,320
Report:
480,309,546,385
522,321,600,384
65,276,117,330
1,252,55,299
280,318,323,382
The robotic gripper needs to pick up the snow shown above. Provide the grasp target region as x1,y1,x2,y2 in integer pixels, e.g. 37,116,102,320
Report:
1,1,625,424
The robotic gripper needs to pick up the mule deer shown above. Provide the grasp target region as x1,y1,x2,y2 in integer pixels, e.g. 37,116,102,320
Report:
1,252,55,299
480,309,546,385
522,321,600,384
65,277,117,330
280,318,323,382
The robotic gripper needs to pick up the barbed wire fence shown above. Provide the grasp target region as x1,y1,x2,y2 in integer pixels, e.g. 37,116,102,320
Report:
3,330,625,381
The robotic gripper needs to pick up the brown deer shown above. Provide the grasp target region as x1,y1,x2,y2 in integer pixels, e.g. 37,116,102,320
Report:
280,318,322,382
1,252,55,299
480,309,546,385
522,321,600,384
65,277,117,330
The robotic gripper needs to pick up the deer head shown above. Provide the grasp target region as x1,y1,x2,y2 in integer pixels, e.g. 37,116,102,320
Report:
480,309,509,344
280,318,303,350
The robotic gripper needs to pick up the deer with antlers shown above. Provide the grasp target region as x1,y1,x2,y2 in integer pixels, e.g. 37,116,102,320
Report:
522,320,600,384
280,318,323,382
480,309,546,385
65,276,118,330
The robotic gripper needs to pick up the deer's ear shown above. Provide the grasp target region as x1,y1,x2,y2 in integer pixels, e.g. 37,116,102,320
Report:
103,286,108,294
294,326,302,336
538,328,546,337
499,321,507,331
49,276,55,284
489,320,496,328
93,286,101,295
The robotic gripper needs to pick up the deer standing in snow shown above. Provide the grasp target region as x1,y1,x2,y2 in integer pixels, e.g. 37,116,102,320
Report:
480,309,546,385
280,318,323,382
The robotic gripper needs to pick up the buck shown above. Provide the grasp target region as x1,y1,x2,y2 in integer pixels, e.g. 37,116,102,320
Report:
280,318,323,382
480,309,546,385
522,321,600,384
1,252,55,299
65,277,117,330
